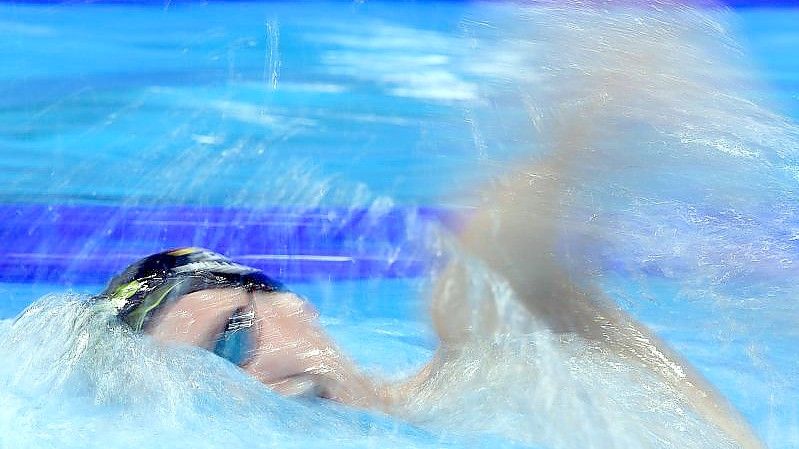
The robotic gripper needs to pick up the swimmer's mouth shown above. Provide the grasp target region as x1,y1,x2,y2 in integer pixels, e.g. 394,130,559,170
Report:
267,373,326,399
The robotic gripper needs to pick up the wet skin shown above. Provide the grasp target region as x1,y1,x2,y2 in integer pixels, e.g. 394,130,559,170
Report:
146,288,392,408
141,263,763,449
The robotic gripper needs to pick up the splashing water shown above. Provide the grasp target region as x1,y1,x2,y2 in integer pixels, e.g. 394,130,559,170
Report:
418,2,799,447
0,295,443,449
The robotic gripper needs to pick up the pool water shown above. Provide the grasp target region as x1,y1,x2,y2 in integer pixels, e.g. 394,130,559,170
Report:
1,2,798,449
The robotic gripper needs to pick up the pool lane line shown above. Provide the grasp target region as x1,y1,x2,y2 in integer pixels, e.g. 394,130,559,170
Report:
0,203,463,284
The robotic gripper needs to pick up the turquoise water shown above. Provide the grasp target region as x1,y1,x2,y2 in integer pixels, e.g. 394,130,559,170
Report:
1,2,798,449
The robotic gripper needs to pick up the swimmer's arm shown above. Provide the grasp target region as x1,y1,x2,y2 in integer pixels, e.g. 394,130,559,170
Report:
436,169,766,449
427,22,765,445
444,170,764,447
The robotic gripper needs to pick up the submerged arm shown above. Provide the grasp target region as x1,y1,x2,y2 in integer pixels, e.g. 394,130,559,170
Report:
431,59,765,449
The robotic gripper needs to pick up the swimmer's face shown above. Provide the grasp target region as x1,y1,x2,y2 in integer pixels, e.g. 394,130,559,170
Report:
145,288,353,399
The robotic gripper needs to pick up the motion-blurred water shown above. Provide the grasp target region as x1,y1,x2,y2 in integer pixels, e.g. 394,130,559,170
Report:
0,1,797,449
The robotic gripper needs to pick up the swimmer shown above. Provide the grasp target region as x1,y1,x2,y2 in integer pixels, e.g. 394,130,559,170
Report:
96,247,421,410
99,237,764,449
92,5,764,448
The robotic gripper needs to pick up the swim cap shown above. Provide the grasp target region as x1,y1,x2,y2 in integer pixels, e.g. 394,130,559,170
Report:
100,247,283,331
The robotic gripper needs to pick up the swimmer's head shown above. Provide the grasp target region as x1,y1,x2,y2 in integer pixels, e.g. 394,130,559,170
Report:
100,247,283,331
96,248,363,402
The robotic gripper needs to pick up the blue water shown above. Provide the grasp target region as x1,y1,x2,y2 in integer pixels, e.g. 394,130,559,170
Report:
1,2,798,449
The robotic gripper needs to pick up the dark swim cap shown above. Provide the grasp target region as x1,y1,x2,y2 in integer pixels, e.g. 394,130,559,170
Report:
100,247,283,331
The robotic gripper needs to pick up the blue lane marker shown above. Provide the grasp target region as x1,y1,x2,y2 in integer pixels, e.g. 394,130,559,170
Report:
0,204,462,285
4,202,790,286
